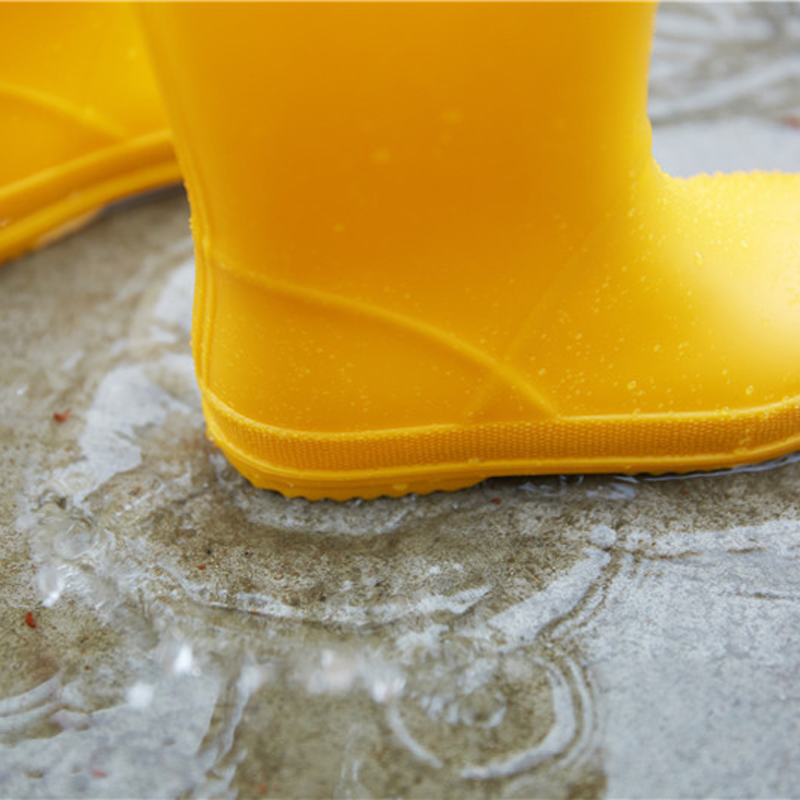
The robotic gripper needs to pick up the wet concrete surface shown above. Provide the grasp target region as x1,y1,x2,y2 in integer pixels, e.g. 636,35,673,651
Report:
2,4,800,798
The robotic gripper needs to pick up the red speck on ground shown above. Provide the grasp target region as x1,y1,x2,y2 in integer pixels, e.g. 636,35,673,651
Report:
25,611,36,628
491,498,501,504
92,770,107,779
53,409,71,423
782,115,800,129
198,564,206,570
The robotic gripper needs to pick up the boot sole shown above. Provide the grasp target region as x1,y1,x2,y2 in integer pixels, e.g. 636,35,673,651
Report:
0,131,181,263
201,385,800,499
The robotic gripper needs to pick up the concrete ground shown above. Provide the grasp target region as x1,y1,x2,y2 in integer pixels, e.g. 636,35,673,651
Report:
2,4,800,798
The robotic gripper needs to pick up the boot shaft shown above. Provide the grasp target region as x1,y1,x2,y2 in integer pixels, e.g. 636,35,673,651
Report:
142,2,658,281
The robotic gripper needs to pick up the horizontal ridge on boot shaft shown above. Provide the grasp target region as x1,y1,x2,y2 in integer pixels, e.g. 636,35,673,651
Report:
0,2,179,263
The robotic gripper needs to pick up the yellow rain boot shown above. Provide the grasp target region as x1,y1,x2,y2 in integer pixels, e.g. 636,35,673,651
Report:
0,3,180,263
141,2,800,500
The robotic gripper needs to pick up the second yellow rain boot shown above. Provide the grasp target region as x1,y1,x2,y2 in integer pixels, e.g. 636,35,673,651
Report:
0,3,180,263
141,2,800,500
